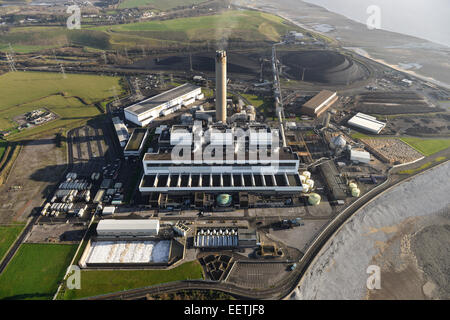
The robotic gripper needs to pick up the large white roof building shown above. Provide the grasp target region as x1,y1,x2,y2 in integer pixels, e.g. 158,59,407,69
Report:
97,219,160,237
348,113,386,134
124,83,202,126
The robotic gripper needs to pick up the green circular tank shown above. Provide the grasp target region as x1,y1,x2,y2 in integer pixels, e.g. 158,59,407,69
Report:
217,194,232,207
351,188,361,198
308,193,321,206
349,182,358,189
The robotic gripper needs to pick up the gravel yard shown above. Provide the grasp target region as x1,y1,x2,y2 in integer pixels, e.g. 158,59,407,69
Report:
362,138,423,163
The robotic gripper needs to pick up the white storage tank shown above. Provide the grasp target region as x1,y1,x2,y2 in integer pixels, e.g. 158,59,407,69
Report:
306,179,315,189
302,171,311,179
303,184,310,193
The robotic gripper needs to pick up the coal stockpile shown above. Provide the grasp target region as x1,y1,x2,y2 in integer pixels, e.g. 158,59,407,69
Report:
125,51,262,77
280,50,369,84
354,92,444,115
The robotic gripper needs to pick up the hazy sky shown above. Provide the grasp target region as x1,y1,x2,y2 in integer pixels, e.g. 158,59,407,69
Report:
303,0,450,47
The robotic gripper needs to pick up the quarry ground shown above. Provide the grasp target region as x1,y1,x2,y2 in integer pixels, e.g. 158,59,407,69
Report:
292,161,450,300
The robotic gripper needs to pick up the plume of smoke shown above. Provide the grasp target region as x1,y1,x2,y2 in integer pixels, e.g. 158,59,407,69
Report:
214,8,238,50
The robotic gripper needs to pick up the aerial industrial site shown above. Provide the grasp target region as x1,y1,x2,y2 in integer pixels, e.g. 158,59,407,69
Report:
0,0,448,305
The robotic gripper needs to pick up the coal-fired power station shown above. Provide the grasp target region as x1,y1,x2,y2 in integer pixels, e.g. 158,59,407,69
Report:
215,50,227,123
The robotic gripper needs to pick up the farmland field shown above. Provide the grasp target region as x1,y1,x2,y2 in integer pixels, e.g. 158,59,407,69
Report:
0,223,25,262
0,72,124,140
62,260,204,300
0,243,77,300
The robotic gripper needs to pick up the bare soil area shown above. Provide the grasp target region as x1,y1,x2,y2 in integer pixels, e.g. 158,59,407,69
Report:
0,138,66,224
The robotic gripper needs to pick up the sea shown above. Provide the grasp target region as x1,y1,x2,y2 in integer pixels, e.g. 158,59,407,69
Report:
303,0,450,47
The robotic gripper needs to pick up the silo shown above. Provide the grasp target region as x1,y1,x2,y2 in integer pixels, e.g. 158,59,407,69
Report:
302,171,311,179
308,193,321,205
215,50,227,123
351,187,361,197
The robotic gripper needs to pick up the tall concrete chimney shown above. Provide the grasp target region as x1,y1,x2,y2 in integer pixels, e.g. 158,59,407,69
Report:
215,50,227,123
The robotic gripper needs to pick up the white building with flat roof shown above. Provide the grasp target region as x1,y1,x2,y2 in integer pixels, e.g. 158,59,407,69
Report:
350,149,371,164
112,117,129,147
124,83,201,126
97,219,160,237
348,113,386,134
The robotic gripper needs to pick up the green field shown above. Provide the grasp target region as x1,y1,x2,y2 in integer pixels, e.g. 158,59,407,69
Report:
93,10,294,44
1,10,299,52
118,0,206,10
400,138,450,156
0,71,123,140
62,261,204,300
0,223,25,263
0,243,77,300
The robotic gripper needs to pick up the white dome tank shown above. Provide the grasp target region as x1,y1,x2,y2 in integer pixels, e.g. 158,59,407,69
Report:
303,184,310,193
300,175,306,183
306,179,315,189
330,135,347,149
302,171,311,179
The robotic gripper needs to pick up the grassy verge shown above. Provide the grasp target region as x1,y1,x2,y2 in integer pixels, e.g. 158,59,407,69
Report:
0,223,25,263
62,260,204,300
241,93,274,117
400,138,450,156
398,156,447,175
0,243,78,300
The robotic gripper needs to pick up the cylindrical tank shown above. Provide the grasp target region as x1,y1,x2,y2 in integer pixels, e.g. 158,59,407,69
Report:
300,175,306,183
303,184,310,193
308,193,321,206
302,171,311,179
351,187,361,197
306,179,315,189
349,182,358,189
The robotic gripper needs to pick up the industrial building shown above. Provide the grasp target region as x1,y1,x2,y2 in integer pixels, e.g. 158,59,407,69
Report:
96,219,160,237
194,228,239,249
112,117,129,147
319,160,347,200
350,149,371,164
347,112,386,134
124,128,148,157
124,83,202,126
302,90,338,118
139,122,304,195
